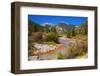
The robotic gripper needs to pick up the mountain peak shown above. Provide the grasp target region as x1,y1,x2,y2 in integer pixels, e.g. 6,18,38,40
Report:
42,22,55,27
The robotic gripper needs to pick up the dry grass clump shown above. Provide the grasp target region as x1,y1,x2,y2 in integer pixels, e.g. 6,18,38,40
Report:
65,36,88,59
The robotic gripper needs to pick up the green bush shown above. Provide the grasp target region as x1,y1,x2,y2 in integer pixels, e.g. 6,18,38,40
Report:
45,32,59,42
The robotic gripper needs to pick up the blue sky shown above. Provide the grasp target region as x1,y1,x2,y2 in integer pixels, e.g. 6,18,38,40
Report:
28,15,87,26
